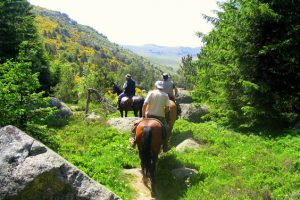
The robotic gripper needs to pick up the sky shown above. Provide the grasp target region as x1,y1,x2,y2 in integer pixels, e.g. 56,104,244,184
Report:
28,0,221,47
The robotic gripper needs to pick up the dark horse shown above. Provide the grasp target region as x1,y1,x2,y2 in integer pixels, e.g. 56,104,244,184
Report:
112,83,144,117
131,100,177,196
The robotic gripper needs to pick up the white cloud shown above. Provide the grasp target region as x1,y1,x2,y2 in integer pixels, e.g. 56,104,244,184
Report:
29,0,220,47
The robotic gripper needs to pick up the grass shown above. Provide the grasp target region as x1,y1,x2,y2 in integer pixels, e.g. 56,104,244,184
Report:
51,113,140,199
155,120,300,200
48,109,300,200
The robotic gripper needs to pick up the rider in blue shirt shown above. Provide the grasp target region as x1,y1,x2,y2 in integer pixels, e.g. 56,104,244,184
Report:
118,74,136,108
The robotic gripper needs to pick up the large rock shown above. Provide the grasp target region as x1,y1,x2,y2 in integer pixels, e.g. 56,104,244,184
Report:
171,167,198,180
179,104,209,122
0,125,120,200
49,97,73,118
176,139,204,152
175,88,193,104
86,112,102,123
107,117,140,132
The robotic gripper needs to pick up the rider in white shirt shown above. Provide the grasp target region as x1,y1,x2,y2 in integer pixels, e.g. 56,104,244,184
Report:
161,73,178,102
141,81,170,151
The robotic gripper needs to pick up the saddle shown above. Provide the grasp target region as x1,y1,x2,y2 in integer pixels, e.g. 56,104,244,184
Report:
131,118,168,143
120,96,133,107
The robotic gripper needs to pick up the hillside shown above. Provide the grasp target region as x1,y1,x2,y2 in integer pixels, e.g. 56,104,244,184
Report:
32,6,163,96
123,44,200,71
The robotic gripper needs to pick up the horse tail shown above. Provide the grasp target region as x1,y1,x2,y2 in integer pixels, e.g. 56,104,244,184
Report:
141,126,153,177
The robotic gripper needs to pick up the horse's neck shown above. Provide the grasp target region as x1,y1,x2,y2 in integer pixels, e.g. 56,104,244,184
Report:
117,89,123,95
114,86,123,95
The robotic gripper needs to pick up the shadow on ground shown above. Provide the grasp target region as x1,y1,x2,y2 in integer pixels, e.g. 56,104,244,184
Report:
170,130,195,147
154,151,206,199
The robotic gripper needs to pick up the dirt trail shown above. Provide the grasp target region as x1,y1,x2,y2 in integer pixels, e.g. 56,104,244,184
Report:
122,168,155,200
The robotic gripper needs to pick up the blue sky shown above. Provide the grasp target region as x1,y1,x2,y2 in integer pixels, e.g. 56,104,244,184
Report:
29,0,222,47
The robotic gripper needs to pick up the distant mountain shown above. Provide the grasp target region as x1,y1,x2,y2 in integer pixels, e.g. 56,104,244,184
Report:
123,44,200,71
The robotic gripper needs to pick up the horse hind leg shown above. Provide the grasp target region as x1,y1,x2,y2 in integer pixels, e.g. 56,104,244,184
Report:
150,157,157,197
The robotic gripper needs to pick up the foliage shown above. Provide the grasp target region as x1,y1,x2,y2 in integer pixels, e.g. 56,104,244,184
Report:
0,58,58,149
193,0,300,130
48,115,300,200
178,54,197,89
52,61,80,103
54,114,139,200
0,0,35,61
155,120,300,199
0,0,52,93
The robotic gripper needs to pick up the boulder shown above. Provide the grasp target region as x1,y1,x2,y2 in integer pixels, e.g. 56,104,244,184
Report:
49,97,73,118
107,117,140,132
175,88,193,104
0,125,120,200
179,104,209,122
86,112,102,122
171,167,198,180
176,139,203,152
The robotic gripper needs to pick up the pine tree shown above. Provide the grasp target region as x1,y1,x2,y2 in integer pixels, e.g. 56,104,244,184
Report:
0,0,52,93
194,0,300,130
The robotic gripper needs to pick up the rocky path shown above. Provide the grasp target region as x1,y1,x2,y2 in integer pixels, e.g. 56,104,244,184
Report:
108,116,202,200
122,168,155,200
108,117,154,199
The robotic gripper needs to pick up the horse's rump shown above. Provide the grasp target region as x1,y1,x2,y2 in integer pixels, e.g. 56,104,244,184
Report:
135,119,163,155
133,117,173,195
120,96,144,109
120,96,133,108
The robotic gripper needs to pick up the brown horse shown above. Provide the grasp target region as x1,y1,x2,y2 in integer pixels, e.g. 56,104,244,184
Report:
112,83,144,117
131,100,177,196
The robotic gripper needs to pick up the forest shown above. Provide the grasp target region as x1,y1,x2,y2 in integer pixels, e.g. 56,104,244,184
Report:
0,0,299,199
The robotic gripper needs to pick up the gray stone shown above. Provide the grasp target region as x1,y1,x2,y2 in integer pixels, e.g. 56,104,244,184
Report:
49,97,73,118
107,117,141,132
0,125,120,200
175,88,193,104
86,112,102,122
179,104,209,122
176,139,203,152
171,167,198,180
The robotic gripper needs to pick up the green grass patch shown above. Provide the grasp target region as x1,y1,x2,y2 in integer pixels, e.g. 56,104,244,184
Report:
48,111,299,200
52,114,140,199
155,120,300,200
